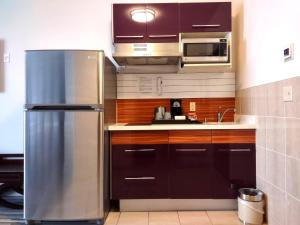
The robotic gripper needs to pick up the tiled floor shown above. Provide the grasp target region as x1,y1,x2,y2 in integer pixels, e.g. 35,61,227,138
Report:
104,211,247,225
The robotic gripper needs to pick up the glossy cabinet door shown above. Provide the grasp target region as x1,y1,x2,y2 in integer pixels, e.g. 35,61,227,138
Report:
213,144,256,199
111,144,169,199
146,3,179,42
179,2,232,32
169,144,213,198
113,4,147,43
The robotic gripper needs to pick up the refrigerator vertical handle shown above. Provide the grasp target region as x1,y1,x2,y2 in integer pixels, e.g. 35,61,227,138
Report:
98,52,104,105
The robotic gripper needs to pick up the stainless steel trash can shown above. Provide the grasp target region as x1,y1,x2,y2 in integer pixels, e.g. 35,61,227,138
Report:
238,188,264,225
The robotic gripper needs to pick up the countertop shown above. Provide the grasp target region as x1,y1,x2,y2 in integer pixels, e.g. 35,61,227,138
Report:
108,122,256,131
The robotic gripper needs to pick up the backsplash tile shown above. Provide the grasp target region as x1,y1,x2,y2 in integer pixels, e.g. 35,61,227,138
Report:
237,75,300,225
287,195,300,225
286,118,300,159
286,157,300,199
284,77,300,118
266,150,286,190
266,117,286,154
266,81,285,117
117,98,235,124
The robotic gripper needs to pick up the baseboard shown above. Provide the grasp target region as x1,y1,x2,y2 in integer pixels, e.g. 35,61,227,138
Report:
120,199,237,211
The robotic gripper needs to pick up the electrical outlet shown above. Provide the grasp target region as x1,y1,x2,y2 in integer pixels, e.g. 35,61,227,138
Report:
3,53,10,63
283,86,293,102
190,102,196,112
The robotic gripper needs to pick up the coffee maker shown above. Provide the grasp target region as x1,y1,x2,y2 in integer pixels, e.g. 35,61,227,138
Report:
170,99,182,119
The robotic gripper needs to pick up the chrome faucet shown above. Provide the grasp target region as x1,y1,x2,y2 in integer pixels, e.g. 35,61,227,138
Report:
217,107,236,122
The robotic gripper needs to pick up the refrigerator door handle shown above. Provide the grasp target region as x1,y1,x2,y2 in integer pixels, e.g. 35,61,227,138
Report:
24,105,103,111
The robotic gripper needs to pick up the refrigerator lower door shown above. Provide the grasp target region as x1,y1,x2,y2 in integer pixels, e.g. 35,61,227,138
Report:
24,110,105,221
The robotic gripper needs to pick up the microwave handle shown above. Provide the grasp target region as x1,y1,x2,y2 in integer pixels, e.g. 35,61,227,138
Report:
192,24,221,28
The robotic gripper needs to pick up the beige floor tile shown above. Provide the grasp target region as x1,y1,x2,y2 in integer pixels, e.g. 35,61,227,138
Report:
105,212,120,225
149,211,180,225
178,211,212,225
117,212,148,225
207,211,241,225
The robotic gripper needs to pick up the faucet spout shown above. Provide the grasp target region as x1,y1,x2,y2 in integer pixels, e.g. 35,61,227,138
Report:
217,107,236,122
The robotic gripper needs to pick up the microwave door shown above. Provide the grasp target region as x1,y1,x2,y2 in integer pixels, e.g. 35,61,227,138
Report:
182,42,228,63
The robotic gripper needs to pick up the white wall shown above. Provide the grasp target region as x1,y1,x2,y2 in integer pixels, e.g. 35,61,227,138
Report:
0,0,241,153
237,0,300,89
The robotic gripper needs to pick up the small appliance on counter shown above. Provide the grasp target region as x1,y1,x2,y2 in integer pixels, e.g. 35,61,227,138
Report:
170,99,182,119
152,99,202,124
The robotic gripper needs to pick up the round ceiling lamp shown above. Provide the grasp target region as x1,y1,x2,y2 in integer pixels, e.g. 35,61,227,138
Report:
131,9,155,23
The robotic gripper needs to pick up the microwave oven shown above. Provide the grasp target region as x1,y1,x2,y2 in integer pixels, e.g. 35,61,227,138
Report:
181,38,229,64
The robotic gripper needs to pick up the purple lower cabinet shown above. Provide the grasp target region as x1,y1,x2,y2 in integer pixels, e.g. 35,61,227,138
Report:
169,144,213,199
111,144,169,199
213,144,256,199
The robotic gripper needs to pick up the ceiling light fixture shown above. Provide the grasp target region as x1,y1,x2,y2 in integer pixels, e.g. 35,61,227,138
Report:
131,9,155,23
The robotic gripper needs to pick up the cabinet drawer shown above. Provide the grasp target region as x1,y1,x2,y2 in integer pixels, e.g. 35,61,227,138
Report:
180,2,232,33
213,144,256,198
212,130,255,144
169,144,213,198
112,144,168,170
112,131,169,144
169,130,211,144
112,171,168,199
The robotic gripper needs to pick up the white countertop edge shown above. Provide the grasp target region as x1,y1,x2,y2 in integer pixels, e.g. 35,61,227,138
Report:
108,123,256,131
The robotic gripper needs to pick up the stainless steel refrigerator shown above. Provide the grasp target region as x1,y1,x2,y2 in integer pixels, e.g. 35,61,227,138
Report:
24,50,116,223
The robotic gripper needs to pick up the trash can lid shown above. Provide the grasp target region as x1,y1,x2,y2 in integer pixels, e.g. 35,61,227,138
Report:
238,188,264,202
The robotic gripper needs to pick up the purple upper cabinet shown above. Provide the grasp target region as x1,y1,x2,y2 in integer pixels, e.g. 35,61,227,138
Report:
179,2,232,33
146,3,179,43
113,4,147,43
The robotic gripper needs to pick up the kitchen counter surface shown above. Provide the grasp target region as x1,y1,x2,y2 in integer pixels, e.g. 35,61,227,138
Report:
108,122,256,131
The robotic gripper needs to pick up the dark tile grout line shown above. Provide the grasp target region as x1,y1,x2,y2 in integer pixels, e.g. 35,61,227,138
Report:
205,211,214,225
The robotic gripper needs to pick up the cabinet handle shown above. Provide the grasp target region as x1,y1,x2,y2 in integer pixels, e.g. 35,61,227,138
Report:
125,177,156,180
218,149,251,152
2,157,24,160
115,35,144,39
124,149,156,152
230,149,251,152
148,34,177,38
176,149,207,152
192,24,221,28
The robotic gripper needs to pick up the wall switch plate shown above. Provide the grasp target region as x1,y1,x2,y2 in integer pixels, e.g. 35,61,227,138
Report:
3,53,10,63
190,102,196,112
283,86,293,102
284,44,294,62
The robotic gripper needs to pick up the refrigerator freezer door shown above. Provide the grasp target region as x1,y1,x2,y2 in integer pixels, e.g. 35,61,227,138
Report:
24,110,104,221
25,50,104,105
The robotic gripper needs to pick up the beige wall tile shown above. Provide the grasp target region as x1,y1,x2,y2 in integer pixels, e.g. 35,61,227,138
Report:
206,211,240,225
266,183,286,225
117,212,148,225
286,118,300,159
266,82,285,117
178,211,211,225
266,117,286,154
149,212,180,225
286,157,300,199
252,85,267,116
105,212,120,225
256,116,266,148
287,195,300,225
240,88,252,115
256,146,266,179
235,90,242,115
284,76,300,118
266,150,285,190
